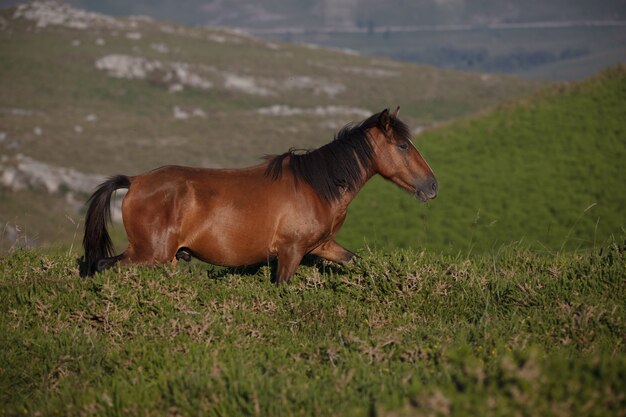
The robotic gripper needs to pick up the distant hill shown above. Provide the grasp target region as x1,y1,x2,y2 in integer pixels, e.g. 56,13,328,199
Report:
279,23,626,81
339,66,626,254
0,1,539,252
61,0,626,80
65,0,626,30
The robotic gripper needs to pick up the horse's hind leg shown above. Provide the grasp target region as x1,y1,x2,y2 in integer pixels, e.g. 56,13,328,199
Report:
92,249,163,273
95,254,125,273
89,232,178,274
122,211,182,268
122,237,180,267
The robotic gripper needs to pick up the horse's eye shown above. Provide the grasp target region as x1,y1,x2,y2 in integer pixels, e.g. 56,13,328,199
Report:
397,143,409,151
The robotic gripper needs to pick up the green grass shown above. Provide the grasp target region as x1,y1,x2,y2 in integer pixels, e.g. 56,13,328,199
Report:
1,238,625,416
339,66,626,255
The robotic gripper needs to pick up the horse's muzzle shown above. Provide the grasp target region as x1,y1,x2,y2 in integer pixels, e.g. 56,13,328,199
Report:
415,176,438,201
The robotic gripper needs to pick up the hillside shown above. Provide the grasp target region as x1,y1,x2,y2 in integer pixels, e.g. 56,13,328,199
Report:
68,0,626,80
0,1,540,252
68,0,626,30
1,240,624,416
278,24,626,81
338,66,626,254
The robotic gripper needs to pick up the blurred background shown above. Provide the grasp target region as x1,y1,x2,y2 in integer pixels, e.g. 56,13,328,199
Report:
68,0,626,80
0,0,624,255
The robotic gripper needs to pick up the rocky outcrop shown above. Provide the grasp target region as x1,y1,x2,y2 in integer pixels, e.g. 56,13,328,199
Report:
13,1,127,30
256,105,371,118
0,155,124,221
94,54,214,93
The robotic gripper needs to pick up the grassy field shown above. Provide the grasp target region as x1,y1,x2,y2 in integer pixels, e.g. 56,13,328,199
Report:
338,66,626,255
1,238,624,416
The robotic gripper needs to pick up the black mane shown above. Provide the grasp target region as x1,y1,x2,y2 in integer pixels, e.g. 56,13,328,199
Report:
264,111,411,202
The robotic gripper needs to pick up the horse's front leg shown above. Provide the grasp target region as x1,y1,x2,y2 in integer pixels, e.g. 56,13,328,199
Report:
311,239,356,265
275,245,305,284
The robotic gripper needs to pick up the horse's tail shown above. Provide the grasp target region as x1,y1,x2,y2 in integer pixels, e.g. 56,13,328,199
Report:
82,175,131,276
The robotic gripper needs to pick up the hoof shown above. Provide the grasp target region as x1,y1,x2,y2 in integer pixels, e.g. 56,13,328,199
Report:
176,249,192,262
95,254,123,273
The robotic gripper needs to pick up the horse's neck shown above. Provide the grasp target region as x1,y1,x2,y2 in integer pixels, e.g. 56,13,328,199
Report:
333,166,375,210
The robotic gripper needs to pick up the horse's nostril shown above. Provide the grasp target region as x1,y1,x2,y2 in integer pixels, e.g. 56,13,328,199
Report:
431,181,438,192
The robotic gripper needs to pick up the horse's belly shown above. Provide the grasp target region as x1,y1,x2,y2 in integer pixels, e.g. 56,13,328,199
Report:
190,236,273,266
177,178,324,267
185,218,276,267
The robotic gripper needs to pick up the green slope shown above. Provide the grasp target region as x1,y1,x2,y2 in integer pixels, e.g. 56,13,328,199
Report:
339,66,626,254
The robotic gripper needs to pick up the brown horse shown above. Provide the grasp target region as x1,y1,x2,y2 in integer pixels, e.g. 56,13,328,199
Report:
82,108,437,282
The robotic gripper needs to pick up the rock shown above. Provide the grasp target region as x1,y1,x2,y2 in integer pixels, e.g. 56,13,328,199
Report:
13,1,123,30
173,106,206,120
257,105,371,118
0,155,125,222
95,54,213,91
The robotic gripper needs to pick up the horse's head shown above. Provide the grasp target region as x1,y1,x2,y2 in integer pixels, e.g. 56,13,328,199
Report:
369,108,438,201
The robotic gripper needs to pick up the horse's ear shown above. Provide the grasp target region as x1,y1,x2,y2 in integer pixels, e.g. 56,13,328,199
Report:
379,108,390,132
392,106,400,118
